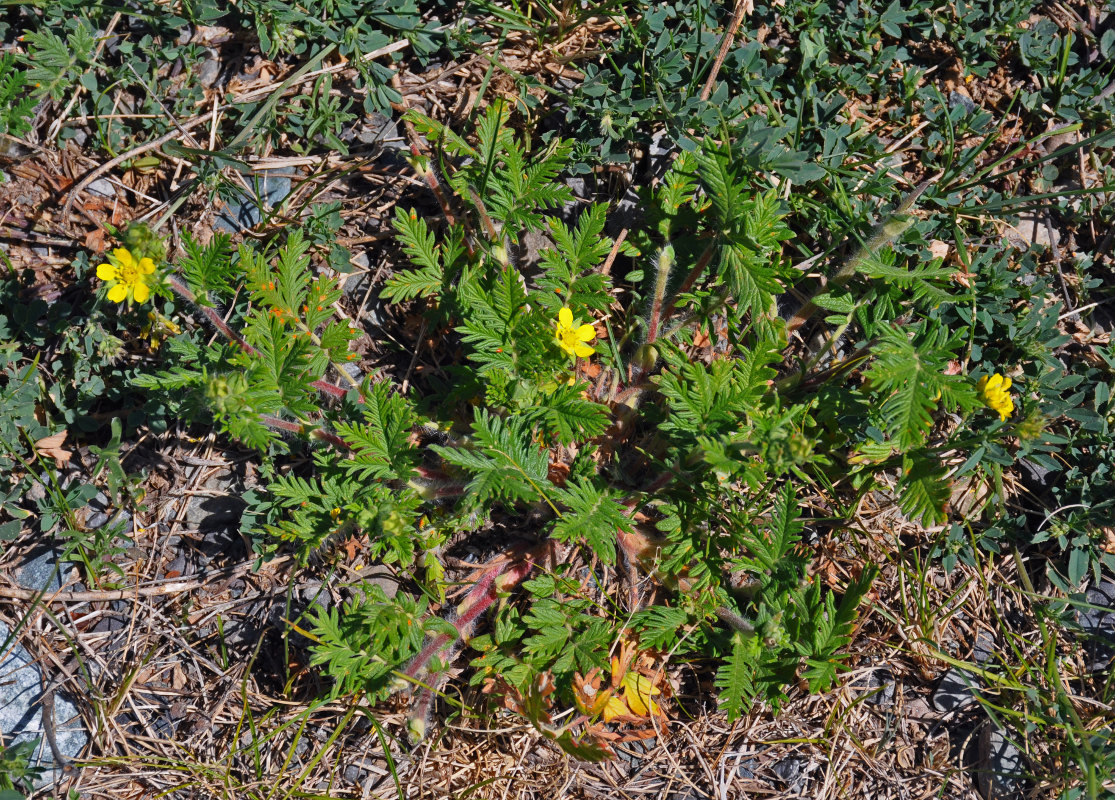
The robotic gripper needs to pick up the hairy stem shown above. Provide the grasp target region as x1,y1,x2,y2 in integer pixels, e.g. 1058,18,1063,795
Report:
644,244,675,346
654,239,718,342
786,180,932,336
404,552,537,740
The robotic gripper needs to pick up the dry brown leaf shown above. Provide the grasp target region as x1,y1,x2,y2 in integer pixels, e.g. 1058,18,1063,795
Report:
84,227,106,253
34,431,72,467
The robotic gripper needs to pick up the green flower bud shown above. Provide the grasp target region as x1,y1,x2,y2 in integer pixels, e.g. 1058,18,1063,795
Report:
633,343,659,372
204,372,247,415
122,222,167,264
1015,409,1048,443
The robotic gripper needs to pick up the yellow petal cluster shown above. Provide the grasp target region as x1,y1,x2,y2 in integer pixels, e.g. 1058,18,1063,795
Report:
96,247,156,304
978,373,1014,421
555,307,597,358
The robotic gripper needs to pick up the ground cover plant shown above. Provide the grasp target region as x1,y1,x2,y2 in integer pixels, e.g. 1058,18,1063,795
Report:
0,0,1114,798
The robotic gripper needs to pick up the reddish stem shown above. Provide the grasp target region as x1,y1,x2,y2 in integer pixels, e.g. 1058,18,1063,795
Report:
166,275,352,402
403,552,537,738
403,556,534,684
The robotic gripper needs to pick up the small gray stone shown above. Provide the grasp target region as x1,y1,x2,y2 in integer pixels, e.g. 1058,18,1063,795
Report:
932,667,979,712
184,491,246,532
87,511,132,543
87,178,116,198
85,510,109,530
354,113,404,150
300,580,332,610
734,756,759,779
343,764,364,784
26,478,48,503
198,56,221,88
90,611,128,634
977,722,1026,800
164,552,190,578
361,565,399,600
0,621,88,786
1076,578,1115,671
771,756,805,787
84,492,120,532
609,185,643,236
18,546,70,592
972,631,996,665
215,173,293,233
1016,459,1056,495
0,137,32,160
862,668,896,707
949,91,978,114
564,176,586,198
510,228,554,268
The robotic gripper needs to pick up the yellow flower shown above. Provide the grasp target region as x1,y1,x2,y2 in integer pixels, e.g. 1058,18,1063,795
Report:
96,247,156,304
978,373,1014,421
555,307,596,358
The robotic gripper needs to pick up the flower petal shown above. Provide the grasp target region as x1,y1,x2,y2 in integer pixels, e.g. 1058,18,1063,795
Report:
112,248,135,269
1000,376,1011,391
138,257,156,274
575,323,596,342
558,307,573,327
96,263,117,281
132,282,150,303
574,342,595,358
107,283,129,303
